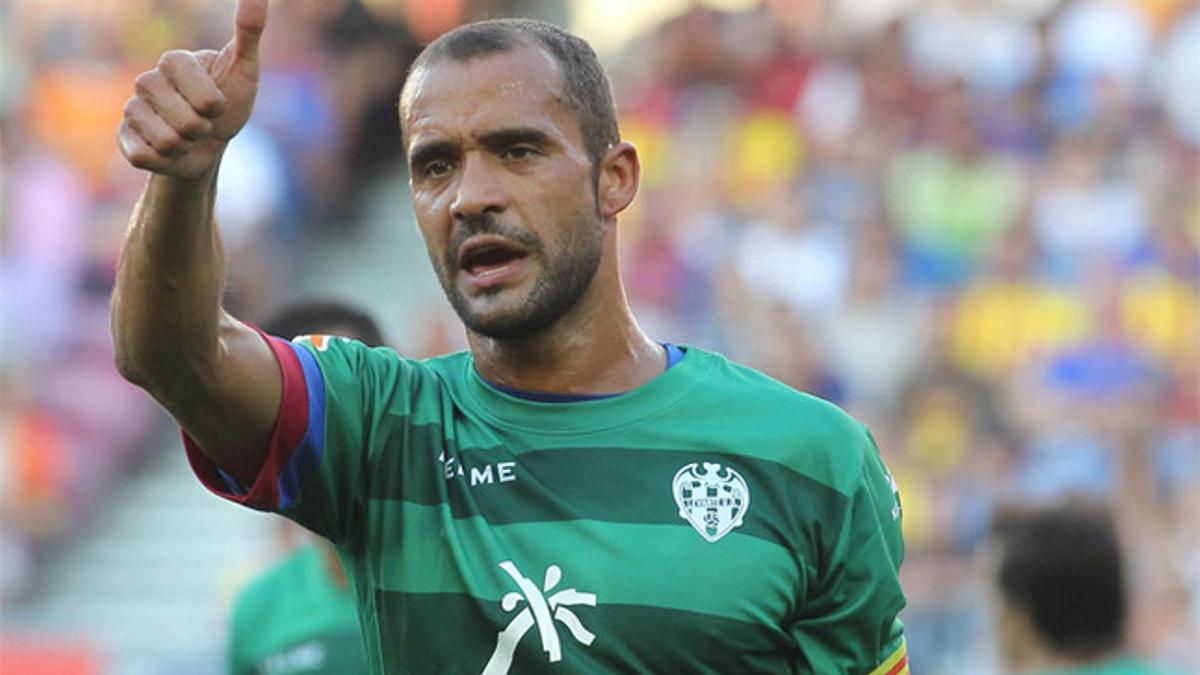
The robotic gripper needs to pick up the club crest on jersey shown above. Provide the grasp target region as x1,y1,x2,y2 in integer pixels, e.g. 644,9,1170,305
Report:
672,462,750,543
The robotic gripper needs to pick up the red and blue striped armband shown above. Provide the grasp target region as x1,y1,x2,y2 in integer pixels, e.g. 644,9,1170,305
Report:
184,329,328,512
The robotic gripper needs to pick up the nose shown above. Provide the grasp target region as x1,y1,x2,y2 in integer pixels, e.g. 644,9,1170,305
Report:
450,154,507,221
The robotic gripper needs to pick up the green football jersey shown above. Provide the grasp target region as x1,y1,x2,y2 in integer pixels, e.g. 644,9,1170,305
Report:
188,334,908,674
228,543,369,675
1034,655,1189,675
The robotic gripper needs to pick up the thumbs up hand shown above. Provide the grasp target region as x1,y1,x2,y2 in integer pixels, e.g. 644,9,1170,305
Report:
118,0,269,179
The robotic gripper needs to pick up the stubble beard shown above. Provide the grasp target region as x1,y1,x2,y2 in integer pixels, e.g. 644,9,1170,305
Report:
435,211,604,341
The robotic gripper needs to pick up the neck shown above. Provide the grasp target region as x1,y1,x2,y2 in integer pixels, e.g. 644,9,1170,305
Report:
468,264,662,395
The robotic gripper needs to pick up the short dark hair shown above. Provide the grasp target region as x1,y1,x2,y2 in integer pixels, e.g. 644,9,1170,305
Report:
993,502,1126,658
262,299,386,347
403,18,620,166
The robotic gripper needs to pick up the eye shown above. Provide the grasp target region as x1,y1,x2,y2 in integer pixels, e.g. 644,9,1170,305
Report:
423,159,454,179
502,146,538,161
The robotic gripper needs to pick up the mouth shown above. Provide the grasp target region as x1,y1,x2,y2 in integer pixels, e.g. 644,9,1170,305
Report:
457,235,530,281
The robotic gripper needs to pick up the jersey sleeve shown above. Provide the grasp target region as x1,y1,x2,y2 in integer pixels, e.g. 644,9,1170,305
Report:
184,330,409,544
790,428,908,675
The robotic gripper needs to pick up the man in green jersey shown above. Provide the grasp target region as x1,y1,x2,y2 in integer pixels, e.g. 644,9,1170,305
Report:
112,0,908,672
227,300,383,675
992,503,1183,675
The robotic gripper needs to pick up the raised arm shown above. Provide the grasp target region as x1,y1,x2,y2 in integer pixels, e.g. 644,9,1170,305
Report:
113,0,277,485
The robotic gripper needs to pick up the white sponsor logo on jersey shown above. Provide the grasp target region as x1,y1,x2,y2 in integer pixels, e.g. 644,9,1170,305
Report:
481,561,597,675
260,640,326,675
439,451,519,487
672,461,750,543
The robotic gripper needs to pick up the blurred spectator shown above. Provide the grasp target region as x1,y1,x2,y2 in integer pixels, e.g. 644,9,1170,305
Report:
735,185,849,316
905,1,1040,93
1119,215,1200,368
820,219,929,417
952,223,1090,379
1053,0,1152,86
990,501,1184,674
1033,132,1149,279
1155,5,1200,146
888,86,1026,287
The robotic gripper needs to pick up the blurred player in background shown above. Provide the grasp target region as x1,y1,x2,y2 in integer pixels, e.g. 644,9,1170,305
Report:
226,300,384,675
111,0,907,671
991,502,1183,675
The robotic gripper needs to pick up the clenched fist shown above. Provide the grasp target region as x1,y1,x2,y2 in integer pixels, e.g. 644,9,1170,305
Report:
118,0,268,179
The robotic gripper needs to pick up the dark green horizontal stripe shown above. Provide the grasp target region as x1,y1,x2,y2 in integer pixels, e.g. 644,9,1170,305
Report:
373,590,797,674
364,511,800,622
363,423,849,553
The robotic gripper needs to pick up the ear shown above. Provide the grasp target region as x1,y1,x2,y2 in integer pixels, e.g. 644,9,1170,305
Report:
596,141,640,220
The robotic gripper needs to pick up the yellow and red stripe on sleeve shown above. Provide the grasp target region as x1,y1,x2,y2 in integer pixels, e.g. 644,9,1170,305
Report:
867,639,909,675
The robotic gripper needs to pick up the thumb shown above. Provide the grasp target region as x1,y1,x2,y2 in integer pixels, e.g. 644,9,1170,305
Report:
232,0,268,63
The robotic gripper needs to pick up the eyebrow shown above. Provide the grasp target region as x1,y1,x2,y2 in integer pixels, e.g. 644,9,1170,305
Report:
408,127,558,175
409,140,458,174
476,127,554,152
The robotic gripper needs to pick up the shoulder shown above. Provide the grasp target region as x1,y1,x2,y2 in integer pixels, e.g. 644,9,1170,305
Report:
289,341,472,428
290,334,404,373
288,336,468,393
689,347,865,442
291,336,468,377
415,350,473,378
685,347,873,496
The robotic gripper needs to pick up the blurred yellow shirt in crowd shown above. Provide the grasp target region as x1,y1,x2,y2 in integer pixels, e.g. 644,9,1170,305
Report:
953,282,1090,378
621,118,674,188
721,111,805,207
1121,273,1200,364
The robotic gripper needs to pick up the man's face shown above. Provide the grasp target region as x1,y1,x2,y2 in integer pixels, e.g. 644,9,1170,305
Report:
402,46,604,339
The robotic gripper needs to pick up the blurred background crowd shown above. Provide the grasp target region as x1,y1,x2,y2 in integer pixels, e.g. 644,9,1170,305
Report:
1,0,1197,673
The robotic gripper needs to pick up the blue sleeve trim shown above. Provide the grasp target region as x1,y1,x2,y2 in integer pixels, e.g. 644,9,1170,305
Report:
663,343,685,369
216,467,249,496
